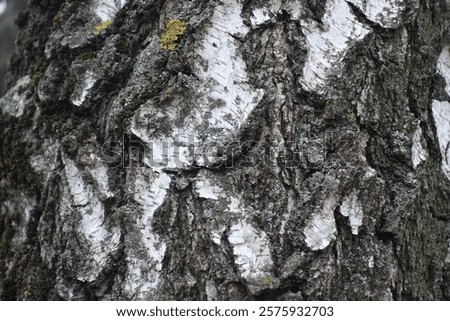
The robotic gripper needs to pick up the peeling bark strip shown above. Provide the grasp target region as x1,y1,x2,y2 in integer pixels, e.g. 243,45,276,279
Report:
0,0,449,300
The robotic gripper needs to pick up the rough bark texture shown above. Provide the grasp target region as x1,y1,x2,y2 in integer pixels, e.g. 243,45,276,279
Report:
1,0,450,300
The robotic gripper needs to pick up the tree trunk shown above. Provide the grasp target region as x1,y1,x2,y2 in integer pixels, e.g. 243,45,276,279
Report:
1,0,450,300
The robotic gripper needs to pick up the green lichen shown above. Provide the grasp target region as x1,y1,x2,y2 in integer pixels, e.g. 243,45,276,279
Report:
346,112,356,122
262,275,273,285
163,86,174,95
93,20,112,36
160,19,187,51
23,285,31,298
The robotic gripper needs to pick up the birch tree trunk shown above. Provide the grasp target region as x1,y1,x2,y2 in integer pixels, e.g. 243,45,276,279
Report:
1,0,450,300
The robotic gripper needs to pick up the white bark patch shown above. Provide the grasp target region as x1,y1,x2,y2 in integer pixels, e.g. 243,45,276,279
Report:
210,229,223,246
63,157,120,282
340,191,364,235
71,71,96,107
94,0,127,21
194,172,244,216
431,100,450,181
304,195,338,250
433,47,450,180
0,75,31,117
139,172,171,259
195,0,264,136
300,0,371,93
194,174,223,200
228,220,274,293
437,46,450,96
347,0,406,29
250,8,271,26
31,141,120,282
83,152,114,199
124,170,171,299
89,165,113,199
64,159,89,207
227,196,242,213
368,255,375,268
411,123,428,169
125,3,267,290
131,0,264,170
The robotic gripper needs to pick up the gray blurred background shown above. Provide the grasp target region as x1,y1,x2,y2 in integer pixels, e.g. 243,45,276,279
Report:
0,0,28,95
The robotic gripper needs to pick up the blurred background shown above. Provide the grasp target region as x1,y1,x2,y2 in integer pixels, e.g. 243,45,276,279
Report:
0,0,28,95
